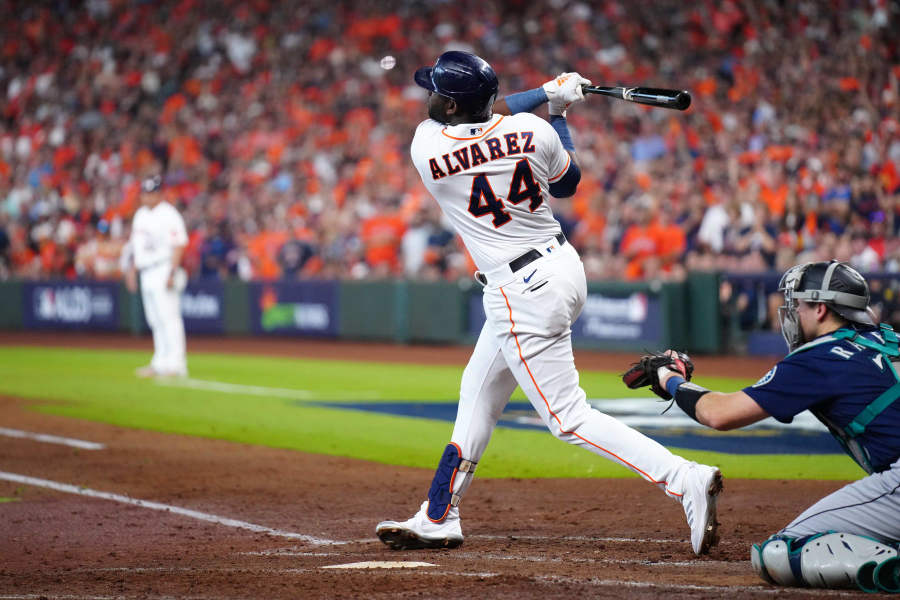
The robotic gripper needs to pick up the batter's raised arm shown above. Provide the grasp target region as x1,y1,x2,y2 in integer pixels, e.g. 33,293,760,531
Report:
493,72,592,117
495,74,589,198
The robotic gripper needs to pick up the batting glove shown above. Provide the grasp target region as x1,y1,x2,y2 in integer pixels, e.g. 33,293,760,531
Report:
542,72,592,117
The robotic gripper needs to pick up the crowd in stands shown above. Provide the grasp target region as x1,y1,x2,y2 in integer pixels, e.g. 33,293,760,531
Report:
1,0,899,297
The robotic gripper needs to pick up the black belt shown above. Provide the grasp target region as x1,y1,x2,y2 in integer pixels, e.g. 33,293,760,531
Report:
509,232,566,273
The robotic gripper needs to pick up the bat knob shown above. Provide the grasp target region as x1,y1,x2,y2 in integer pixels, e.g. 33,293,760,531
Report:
674,91,691,111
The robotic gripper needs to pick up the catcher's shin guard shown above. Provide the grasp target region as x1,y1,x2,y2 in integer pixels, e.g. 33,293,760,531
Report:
426,443,476,522
752,532,899,591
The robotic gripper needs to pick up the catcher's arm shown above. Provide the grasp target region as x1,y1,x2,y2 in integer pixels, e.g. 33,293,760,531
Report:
657,369,770,430
624,349,770,429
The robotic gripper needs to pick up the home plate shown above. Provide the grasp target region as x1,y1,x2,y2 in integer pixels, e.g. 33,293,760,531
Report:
322,561,436,570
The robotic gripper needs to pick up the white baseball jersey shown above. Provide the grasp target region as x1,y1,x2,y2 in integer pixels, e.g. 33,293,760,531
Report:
411,112,569,271
130,202,188,270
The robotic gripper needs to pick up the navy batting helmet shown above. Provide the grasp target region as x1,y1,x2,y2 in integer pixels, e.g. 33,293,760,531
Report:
414,51,498,115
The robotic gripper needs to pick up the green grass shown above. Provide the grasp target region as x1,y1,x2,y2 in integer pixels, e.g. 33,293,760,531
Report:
0,345,860,480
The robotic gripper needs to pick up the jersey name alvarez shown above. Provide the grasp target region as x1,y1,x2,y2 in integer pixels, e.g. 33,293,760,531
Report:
426,129,537,179
411,112,570,272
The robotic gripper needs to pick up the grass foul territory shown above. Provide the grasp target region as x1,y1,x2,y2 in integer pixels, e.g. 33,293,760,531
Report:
0,345,859,480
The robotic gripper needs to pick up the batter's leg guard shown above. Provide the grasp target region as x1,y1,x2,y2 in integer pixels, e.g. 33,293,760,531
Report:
752,532,898,591
426,443,476,523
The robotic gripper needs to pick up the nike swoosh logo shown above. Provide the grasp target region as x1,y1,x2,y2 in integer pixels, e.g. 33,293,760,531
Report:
523,269,537,283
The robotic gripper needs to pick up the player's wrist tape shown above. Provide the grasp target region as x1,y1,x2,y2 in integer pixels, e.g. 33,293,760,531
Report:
665,376,710,423
549,115,575,151
504,87,548,114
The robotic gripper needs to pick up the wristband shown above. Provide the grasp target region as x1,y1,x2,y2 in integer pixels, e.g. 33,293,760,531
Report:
665,375,686,399
673,382,711,423
504,88,548,114
549,115,575,151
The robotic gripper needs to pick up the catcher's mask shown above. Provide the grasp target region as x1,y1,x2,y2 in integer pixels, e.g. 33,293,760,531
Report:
777,260,874,351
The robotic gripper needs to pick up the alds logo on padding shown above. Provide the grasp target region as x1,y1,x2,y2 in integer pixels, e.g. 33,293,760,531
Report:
753,366,777,388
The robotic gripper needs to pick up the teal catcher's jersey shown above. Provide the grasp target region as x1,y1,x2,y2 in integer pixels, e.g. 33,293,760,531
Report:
744,327,900,473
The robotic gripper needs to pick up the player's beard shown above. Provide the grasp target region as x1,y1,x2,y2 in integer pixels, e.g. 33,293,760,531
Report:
428,102,449,124
428,94,452,124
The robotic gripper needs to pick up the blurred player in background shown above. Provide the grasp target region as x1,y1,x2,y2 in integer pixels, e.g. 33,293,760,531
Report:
375,51,722,557
121,174,189,378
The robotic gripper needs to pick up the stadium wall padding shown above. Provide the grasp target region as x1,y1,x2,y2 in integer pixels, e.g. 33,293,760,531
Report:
0,280,23,329
0,277,725,353
686,272,722,354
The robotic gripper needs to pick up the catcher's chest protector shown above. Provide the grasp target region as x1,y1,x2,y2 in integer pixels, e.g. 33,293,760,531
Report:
788,325,900,474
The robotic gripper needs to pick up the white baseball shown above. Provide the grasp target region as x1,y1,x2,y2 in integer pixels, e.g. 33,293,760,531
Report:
380,55,396,70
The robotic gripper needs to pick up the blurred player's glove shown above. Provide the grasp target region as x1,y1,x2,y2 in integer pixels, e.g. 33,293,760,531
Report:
622,350,694,400
542,72,592,117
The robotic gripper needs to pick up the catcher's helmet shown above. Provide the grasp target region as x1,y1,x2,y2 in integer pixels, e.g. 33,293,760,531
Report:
414,51,498,116
778,260,874,350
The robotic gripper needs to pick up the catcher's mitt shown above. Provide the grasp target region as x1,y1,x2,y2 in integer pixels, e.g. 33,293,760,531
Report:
622,350,694,401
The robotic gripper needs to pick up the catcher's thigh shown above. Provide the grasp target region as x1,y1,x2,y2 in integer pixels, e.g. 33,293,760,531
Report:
780,465,900,542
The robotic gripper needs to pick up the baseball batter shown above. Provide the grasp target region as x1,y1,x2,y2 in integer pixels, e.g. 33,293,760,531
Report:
647,261,900,592
122,175,189,378
376,51,723,556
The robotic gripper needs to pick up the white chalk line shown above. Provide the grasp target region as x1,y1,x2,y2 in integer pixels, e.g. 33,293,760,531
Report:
75,566,503,578
0,427,105,450
473,533,680,544
153,377,380,400
242,534,681,557
45,566,825,595
0,471,344,546
454,550,728,568
238,548,720,570
534,574,848,596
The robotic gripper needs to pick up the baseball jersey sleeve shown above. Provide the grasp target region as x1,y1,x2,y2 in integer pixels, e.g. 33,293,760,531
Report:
165,204,189,247
742,353,831,423
410,119,443,179
531,116,571,183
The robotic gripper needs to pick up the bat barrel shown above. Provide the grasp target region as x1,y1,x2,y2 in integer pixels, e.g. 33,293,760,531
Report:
582,85,691,111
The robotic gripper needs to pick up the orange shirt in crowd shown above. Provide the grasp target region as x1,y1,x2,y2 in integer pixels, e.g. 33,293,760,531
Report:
652,221,686,264
360,213,406,271
620,220,686,280
619,223,657,280
759,182,788,218
247,230,290,280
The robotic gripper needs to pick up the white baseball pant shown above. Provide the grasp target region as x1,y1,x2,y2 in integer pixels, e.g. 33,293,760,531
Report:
140,263,187,376
451,239,695,499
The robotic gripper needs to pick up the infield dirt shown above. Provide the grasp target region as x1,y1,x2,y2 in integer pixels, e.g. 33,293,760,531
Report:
0,333,857,599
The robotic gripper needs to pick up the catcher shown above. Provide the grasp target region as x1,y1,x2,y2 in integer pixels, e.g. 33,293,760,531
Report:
625,260,900,593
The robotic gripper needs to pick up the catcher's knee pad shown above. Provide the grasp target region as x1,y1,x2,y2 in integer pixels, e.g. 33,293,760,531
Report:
752,532,898,591
426,443,476,523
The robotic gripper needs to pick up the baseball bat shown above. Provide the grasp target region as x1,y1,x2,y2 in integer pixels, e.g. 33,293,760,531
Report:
581,85,691,111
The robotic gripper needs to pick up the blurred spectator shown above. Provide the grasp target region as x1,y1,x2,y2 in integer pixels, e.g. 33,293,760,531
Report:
277,230,317,279
199,222,238,279
0,0,897,291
